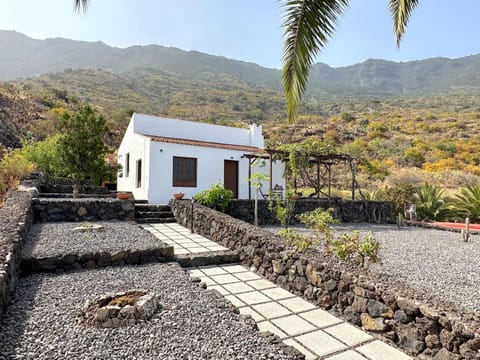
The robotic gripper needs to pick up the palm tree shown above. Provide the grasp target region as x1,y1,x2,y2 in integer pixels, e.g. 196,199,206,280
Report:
73,1,419,122
283,0,419,121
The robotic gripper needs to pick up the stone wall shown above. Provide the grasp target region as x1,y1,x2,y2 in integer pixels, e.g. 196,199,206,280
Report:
226,199,394,225
0,188,35,319
171,200,480,359
21,247,174,275
32,198,135,222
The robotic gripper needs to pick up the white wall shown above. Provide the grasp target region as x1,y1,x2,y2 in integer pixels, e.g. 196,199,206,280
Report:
117,120,149,200
147,141,285,204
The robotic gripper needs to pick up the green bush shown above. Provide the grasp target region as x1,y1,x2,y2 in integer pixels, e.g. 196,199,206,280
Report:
453,184,480,222
332,231,380,267
297,207,337,247
413,183,451,221
193,184,234,211
0,149,34,197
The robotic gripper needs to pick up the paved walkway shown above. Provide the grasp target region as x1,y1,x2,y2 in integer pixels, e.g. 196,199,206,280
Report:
143,223,412,360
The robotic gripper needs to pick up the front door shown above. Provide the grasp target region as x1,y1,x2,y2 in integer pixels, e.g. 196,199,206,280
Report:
224,160,238,198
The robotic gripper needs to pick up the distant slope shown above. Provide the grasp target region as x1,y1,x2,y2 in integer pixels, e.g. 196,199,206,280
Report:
1,30,480,96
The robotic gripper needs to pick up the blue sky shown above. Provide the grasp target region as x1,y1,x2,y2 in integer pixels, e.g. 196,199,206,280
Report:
0,0,479,69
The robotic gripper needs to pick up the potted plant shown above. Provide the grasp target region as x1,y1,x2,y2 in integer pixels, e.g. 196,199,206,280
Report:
173,192,185,200
117,191,132,200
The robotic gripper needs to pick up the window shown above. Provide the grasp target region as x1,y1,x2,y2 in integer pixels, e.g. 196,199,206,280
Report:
136,159,142,188
173,156,197,187
125,153,130,177
117,155,123,177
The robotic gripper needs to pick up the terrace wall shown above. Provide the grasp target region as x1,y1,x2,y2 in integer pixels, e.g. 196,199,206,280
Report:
171,200,480,359
32,198,135,222
0,187,35,319
225,198,394,225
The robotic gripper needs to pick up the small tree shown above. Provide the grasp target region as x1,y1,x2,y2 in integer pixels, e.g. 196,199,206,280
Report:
57,105,113,193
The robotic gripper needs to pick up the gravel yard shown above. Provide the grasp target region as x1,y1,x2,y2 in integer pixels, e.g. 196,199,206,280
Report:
266,224,480,313
0,263,296,360
22,221,163,259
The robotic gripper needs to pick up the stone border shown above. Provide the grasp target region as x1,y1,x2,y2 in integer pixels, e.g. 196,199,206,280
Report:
171,200,480,359
21,246,175,275
225,198,394,225
174,250,240,268
32,198,135,222
0,188,35,320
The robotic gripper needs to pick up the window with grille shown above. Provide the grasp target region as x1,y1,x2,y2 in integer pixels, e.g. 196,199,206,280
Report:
172,156,197,187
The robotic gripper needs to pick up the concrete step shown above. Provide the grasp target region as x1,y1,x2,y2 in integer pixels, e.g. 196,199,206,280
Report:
135,204,171,212
135,211,174,219
135,217,177,224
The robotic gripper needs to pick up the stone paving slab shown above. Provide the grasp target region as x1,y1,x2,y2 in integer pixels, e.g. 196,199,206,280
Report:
141,223,229,254
188,264,413,360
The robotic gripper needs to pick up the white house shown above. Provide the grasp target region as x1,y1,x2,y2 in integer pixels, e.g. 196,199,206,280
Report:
117,113,285,204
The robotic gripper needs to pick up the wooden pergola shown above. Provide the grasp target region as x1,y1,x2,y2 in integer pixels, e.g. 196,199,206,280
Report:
242,149,358,200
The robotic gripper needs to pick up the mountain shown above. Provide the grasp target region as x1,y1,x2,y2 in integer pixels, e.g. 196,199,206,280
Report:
1,30,480,96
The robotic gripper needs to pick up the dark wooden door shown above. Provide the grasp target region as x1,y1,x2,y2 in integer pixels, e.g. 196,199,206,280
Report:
224,160,238,198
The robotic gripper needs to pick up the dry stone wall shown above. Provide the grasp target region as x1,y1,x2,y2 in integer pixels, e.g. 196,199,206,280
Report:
171,200,480,359
32,198,135,222
0,188,35,319
226,198,394,225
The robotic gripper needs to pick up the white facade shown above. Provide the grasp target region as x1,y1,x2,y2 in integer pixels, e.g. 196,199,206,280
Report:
117,113,285,204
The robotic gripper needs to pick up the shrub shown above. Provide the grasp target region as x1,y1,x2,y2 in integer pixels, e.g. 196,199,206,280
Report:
194,184,233,211
0,150,34,197
413,183,451,221
332,231,380,267
297,207,337,248
453,184,480,222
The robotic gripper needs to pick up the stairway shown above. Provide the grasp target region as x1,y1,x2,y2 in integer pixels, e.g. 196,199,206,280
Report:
134,202,176,224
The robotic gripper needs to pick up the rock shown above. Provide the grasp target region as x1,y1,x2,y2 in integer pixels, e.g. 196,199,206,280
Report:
394,310,410,324
77,207,88,217
352,296,368,313
83,260,96,269
324,279,338,292
352,286,366,297
96,252,112,267
425,334,441,349
305,263,322,287
294,276,307,291
440,329,455,351
343,306,361,326
360,313,388,332
272,260,284,274
397,298,420,316
338,277,351,292
367,299,393,318
95,307,110,322
396,323,426,355
433,348,461,360
465,337,480,351
110,250,126,262
459,344,477,359
420,305,440,320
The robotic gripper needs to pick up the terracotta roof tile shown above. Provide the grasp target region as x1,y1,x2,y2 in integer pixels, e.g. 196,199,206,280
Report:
150,136,261,153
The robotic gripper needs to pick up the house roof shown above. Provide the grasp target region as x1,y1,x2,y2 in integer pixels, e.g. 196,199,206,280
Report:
131,113,264,148
150,135,261,152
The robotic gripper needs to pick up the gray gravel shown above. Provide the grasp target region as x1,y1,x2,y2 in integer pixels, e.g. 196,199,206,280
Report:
0,263,296,360
22,221,163,258
266,224,480,313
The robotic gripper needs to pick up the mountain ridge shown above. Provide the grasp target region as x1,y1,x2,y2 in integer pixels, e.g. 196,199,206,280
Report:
2,30,480,97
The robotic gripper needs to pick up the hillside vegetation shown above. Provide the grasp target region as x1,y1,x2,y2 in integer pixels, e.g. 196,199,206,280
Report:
1,31,479,196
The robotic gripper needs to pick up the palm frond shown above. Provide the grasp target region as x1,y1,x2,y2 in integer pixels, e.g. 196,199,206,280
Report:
74,0,89,13
389,0,419,47
282,0,349,122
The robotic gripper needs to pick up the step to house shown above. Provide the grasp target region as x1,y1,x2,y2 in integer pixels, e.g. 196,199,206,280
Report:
135,204,176,224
